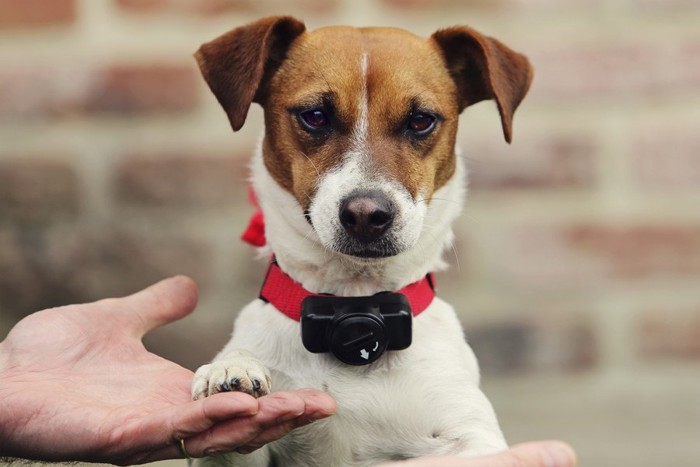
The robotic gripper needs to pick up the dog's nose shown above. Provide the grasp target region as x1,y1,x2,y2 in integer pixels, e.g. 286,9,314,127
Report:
339,191,395,243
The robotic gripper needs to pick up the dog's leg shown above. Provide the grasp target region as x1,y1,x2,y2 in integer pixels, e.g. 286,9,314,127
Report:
191,350,274,466
192,349,272,400
452,388,509,458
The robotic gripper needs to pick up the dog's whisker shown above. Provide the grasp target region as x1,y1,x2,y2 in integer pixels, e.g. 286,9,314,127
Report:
417,196,461,206
448,239,461,272
461,213,480,225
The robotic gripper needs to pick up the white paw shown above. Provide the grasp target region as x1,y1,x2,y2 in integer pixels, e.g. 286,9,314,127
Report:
192,350,272,400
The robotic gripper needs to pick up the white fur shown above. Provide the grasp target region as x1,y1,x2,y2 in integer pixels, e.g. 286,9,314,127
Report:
253,141,461,295
192,143,506,466
191,47,505,465
353,52,369,152
308,153,427,276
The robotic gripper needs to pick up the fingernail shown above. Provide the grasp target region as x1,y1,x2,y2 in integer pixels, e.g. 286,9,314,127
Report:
542,443,576,467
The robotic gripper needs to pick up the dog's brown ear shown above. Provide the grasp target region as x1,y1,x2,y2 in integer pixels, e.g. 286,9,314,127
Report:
195,16,306,131
431,26,533,143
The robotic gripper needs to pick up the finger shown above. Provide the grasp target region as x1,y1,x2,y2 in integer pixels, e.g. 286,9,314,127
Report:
482,441,577,467
235,389,336,454
143,389,335,460
147,392,259,448
110,391,259,464
172,391,260,437
182,391,310,457
520,441,577,467
280,388,336,425
380,441,577,467
121,275,199,336
185,391,305,456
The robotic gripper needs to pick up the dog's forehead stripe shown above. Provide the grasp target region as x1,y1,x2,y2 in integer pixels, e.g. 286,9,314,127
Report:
352,51,370,154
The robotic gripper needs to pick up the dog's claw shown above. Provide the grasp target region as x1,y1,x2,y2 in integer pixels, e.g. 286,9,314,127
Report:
191,350,271,400
230,377,241,390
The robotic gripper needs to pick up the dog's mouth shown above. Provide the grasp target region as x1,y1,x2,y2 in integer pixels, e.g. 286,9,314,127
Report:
335,237,402,259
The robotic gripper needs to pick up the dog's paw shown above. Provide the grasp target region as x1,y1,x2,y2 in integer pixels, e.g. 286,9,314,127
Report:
192,350,272,400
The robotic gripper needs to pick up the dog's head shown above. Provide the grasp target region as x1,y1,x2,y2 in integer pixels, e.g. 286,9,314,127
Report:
196,17,532,260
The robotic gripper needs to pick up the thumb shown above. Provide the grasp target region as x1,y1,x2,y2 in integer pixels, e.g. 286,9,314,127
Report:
120,275,199,337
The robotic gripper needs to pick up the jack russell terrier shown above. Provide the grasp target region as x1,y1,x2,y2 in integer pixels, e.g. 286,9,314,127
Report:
190,16,532,466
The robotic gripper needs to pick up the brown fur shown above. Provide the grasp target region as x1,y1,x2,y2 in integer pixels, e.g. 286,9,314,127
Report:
195,16,306,131
431,26,534,144
195,17,532,209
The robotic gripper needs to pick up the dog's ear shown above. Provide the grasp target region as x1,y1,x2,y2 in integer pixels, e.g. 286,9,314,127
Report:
195,16,306,131
431,26,533,143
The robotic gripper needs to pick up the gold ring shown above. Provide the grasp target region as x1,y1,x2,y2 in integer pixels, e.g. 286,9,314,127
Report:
177,438,192,459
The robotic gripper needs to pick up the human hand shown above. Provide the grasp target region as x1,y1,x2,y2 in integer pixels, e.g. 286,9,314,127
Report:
0,276,335,464
379,441,576,467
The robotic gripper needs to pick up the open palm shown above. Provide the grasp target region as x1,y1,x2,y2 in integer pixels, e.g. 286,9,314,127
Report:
0,276,335,464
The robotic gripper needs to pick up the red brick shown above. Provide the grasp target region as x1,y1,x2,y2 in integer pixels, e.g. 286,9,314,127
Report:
638,308,700,359
115,0,172,11
468,316,597,374
0,159,80,222
115,154,249,207
0,0,75,28
631,0,700,11
479,224,700,291
516,0,691,8
0,64,198,119
115,0,339,16
87,65,199,114
0,226,212,317
381,0,500,8
632,128,700,190
383,0,699,12
467,134,597,190
0,228,53,318
529,39,700,102
187,0,272,15
565,226,700,279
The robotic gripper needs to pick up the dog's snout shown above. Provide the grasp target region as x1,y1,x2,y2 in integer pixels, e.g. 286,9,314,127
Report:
339,191,395,243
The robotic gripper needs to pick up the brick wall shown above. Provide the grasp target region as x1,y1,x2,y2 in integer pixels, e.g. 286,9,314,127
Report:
1,1,699,466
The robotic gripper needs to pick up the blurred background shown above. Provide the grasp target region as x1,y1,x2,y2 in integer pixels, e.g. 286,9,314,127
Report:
1,0,699,466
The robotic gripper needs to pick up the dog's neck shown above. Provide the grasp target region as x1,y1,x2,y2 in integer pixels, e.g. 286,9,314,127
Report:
251,144,466,297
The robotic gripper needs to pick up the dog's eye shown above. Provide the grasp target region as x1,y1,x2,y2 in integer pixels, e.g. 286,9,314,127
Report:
407,112,437,135
298,109,329,131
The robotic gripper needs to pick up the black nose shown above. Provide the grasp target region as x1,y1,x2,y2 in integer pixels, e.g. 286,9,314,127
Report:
339,190,395,243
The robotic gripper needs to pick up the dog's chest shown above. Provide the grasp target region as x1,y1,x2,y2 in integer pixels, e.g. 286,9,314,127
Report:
270,365,472,466
237,299,493,466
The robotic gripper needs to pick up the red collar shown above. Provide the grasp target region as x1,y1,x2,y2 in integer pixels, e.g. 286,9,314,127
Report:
259,261,436,321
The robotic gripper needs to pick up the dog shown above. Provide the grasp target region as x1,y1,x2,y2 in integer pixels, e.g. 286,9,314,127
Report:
190,16,532,466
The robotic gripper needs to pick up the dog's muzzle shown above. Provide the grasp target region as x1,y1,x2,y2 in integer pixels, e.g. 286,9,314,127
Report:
339,190,394,243
336,190,400,258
